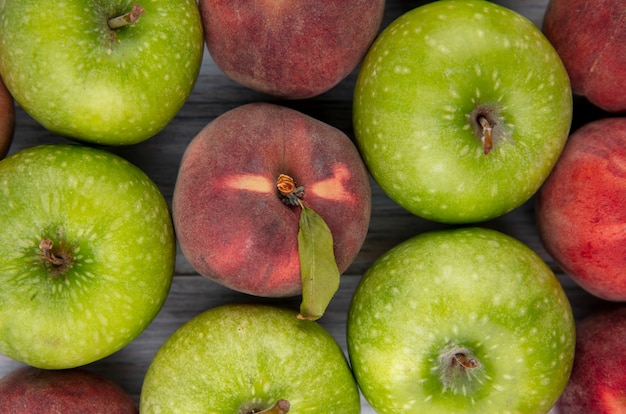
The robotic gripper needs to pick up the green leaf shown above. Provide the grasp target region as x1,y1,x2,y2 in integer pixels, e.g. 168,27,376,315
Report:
297,204,340,321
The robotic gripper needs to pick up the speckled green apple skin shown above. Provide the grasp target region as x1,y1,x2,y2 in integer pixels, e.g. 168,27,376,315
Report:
140,304,361,414
0,0,204,145
0,145,175,369
347,227,575,413
353,0,572,224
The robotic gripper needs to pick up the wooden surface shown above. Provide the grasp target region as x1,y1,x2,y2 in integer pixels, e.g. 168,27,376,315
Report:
0,1,610,412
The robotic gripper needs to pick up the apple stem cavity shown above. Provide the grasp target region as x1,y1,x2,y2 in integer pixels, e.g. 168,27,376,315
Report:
108,3,145,30
39,237,73,277
277,174,304,206
437,345,485,395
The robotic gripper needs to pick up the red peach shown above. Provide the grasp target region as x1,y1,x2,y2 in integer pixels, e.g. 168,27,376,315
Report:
543,0,626,113
172,102,371,297
536,118,626,301
198,0,385,99
556,306,626,413
0,366,137,413
0,75,14,159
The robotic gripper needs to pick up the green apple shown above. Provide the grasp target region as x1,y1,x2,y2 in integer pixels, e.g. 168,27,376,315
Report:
353,0,572,224
347,227,575,413
0,0,204,146
140,304,361,414
0,144,175,369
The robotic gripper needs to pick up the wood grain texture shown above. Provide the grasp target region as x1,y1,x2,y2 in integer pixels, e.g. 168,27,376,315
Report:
0,1,606,412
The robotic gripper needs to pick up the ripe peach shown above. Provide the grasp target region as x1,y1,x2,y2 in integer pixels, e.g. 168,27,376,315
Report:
556,306,626,413
0,76,14,159
172,102,371,297
0,366,137,413
543,0,626,113
536,118,626,301
198,0,385,99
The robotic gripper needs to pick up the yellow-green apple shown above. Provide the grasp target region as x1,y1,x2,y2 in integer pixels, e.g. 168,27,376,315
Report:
140,304,361,413
0,144,176,369
0,0,204,145
0,366,137,413
543,0,626,113
556,306,626,413
0,75,13,158
172,103,371,303
536,118,626,301
198,0,385,99
347,227,576,413
353,0,572,224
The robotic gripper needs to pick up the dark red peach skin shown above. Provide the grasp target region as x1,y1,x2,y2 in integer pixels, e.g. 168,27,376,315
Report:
536,118,626,301
0,76,14,159
543,0,626,113
556,306,626,413
198,0,385,99
172,103,371,297
0,366,138,413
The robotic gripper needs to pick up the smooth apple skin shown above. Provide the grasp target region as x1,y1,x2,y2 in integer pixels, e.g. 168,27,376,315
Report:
536,118,626,301
347,227,575,413
0,75,14,158
543,0,626,113
0,0,204,145
140,304,361,413
353,0,572,224
556,306,626,413
0,145,175,369
0,366,137,413
172,102,371,297
199,0,385,99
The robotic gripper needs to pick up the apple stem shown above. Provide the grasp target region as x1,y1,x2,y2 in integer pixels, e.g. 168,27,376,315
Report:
453,352,479,369
39,238,65,267
108,3,145,30
277,174,304,206
478,116,493,155
39,238,73,277
438,345,484,395
250,400,290,414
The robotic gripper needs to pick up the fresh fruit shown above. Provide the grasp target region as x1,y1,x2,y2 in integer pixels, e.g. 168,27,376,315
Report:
198,0,385,99
0,75,13,158
0,144,175,369
0,0,204,145
353,0,572,224
536,117,626,301
172,102,371,311
140,303,361,413
543,0,626,113
347,227,576,413
556,306,626,413
0,366,137,413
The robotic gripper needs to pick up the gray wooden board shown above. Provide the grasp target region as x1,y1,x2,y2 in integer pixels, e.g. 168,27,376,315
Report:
0,1,609,412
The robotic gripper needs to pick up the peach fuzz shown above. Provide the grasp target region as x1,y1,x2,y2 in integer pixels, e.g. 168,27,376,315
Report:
172,102,371,297
543,0,626,113
556,306,626,413
0,366,137,413
536,118,626,301
198,0,385,99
